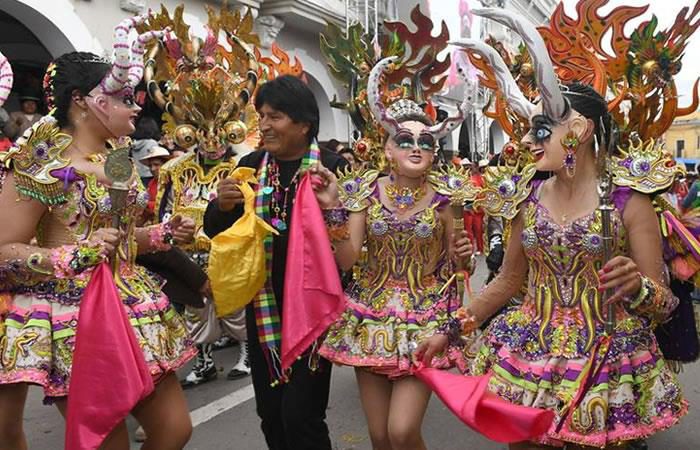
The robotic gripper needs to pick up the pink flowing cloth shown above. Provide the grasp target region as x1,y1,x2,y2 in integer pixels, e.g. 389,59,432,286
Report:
65,263,155,450
415,367,555,443
281,174,345,371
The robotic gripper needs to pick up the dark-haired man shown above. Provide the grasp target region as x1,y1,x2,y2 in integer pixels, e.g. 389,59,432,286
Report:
204,75,347,450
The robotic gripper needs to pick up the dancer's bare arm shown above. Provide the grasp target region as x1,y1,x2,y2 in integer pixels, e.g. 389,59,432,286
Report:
467,210,528,323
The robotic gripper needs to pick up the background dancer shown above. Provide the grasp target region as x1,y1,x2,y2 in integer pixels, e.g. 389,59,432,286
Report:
138,6,260,387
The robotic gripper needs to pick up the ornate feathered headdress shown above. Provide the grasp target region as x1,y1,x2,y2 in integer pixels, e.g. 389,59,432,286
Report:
138,5,261,158
454,0,699,146
321,6,469,169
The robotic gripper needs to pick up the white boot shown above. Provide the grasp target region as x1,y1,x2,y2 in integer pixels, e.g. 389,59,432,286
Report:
134,426,146,442
226,340,250,380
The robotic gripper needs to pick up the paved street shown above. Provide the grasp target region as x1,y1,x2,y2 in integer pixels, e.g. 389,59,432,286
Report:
24,260,700,449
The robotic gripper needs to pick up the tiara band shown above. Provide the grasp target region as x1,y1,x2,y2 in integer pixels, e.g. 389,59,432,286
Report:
386,98,429,122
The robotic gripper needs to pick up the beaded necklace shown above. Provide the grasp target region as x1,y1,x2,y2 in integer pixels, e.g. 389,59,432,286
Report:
385,174,426,211
267,160,301,232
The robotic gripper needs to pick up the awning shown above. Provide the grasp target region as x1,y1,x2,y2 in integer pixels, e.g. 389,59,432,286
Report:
675,158,699,172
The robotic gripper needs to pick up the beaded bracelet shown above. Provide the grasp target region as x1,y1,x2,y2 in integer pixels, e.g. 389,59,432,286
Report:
147,222,174,252
628,275,668,316
435,316,464,346
50,241,106,278
629,275,652,309
455,306,480,334
322,207,350,242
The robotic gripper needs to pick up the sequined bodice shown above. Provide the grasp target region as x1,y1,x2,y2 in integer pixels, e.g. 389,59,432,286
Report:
520,191,628,354
37,171,147,264
362,189,449,291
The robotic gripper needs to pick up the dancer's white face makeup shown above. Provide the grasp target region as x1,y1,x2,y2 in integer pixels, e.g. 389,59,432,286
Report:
85,88,141,138
384,120,435,178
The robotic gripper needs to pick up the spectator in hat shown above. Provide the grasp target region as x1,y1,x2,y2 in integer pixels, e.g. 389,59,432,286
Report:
3,89,43,139
139,145,172,223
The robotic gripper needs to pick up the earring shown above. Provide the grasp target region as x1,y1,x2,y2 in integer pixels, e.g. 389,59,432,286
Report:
561,131,579,177
80,111,88,120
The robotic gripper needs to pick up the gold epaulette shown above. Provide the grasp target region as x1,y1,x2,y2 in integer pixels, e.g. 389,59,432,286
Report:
337,167,380,212
475,163,537,220
611,137,685,194
154,152,196,214
428,164,479,203
0,116,72,205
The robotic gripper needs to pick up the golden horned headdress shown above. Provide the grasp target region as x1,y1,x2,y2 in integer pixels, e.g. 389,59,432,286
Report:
137,5,261,160
321,6,473,169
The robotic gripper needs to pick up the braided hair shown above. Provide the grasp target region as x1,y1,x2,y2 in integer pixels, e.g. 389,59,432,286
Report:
43,52,110,128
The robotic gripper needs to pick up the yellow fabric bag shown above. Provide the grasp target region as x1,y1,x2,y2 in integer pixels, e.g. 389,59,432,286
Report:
209,167,278,318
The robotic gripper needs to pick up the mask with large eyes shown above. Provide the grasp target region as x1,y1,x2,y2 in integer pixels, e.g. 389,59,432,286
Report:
221,120,248,145
174,124,198,149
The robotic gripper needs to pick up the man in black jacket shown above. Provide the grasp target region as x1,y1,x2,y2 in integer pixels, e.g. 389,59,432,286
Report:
203,75,347,450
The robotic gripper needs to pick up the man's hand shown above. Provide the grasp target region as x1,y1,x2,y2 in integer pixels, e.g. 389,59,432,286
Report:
217,178,244,212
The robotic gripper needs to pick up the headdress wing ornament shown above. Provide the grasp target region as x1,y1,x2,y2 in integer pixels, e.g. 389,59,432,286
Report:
472,8,568,122
320,5,458,167
536,0,700,142
0,51,13,107
254,43,305,82
450,39,533,120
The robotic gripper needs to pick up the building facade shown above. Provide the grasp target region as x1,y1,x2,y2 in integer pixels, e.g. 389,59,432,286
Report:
665,110,700,171
0,0,356,142
0,0,557,150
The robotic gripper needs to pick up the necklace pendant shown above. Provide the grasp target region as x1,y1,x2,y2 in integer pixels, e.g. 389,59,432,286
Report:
272,218,287,231
262,186,274,195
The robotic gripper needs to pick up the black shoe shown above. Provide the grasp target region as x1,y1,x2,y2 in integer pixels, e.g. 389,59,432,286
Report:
226,367,251,380
628,440,648,450
180,364,217,389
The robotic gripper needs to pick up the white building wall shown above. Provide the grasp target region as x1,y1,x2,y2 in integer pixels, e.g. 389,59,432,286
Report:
5,0,349,142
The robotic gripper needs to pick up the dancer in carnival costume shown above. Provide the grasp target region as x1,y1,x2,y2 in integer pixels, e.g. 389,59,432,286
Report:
312,9,476,449
424,1,700,448
0,17,196,449
138,5,263,386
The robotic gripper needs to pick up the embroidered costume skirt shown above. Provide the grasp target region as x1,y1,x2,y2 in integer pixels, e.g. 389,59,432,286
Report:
467,303,687,448
320,274,464,378
0,265,196,399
